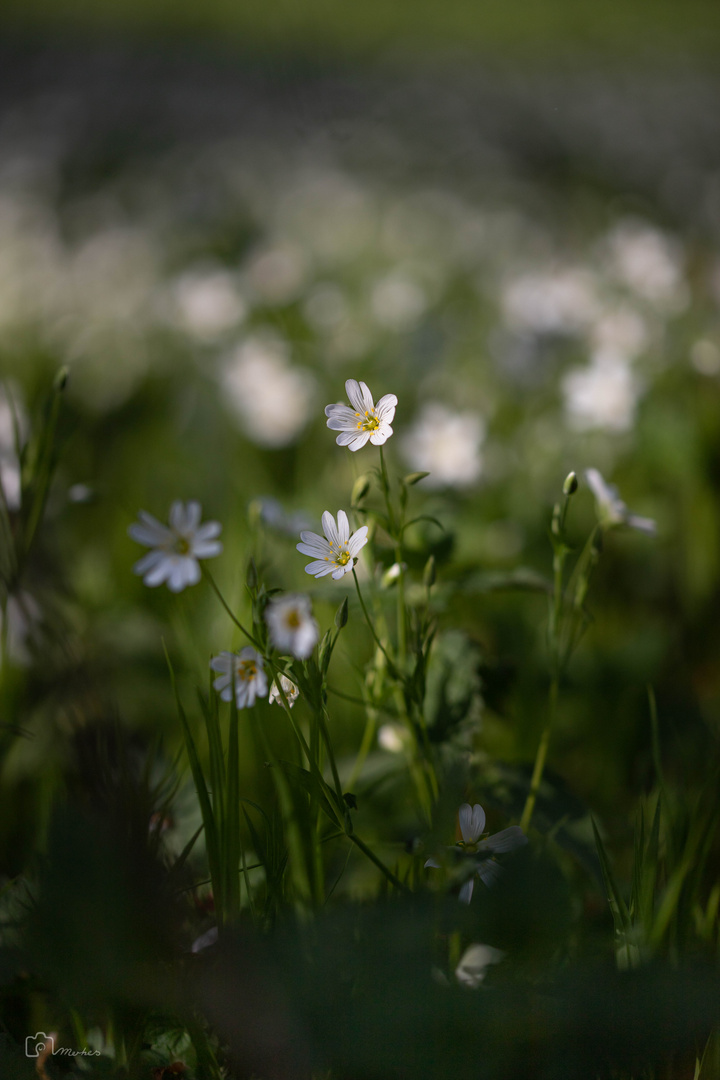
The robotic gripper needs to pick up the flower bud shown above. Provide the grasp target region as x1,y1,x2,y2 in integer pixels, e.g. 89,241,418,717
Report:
335,596,349,629
563,471,578,496
423,554,436,588
350,474,371,507
381,562,405,588
403,471,430,486
54,366,69,391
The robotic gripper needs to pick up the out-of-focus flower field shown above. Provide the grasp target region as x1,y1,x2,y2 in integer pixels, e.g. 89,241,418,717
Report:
2,42,720,1079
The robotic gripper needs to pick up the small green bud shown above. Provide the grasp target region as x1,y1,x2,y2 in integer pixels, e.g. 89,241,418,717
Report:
351,474,371,507
403,471,430,486
563,471,578,496
54,366,69,391
335,596,349,630
551,503,562,536
246,556,258,591
318,628,333,672
423,554,436,588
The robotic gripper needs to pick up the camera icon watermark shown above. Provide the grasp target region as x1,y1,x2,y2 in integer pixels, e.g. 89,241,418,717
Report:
25,1033,55,1058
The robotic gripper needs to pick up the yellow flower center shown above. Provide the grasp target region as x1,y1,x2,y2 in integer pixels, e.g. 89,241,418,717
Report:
356,409,380,432
174,536,191,555
335,549,351,566
456,840,479,854
237,660,257,682
284,609,301,628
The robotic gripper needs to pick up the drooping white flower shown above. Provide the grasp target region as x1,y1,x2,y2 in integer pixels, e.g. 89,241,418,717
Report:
268,673,299,708
402,404,484,489
585,469,657,535
455,943,506,989
297,510,369,580
425,803,527,904
210,647,268,709
128,501,222,592
265,594,319,659
325,379,397,451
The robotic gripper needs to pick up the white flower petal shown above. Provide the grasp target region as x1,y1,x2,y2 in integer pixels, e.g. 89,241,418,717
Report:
369,429,390,445
193,539,223,558
348,526,369,556
143,558,173,587
133,550,164,575
375,394,398,419
169,500,187,531
321,511,341,546
184,501,202,531
459,878,474,904
210,652,234,673
337,510,350,544
347,432,371,451
458,803,473,844
305,560,335,577
297,540,330,559
332,565,349,579
358,381,375,411
424,857,441,869
345,378,366,413
476,860,504,887
479,826,527,854
194,521,222,542
470,804,486,841
168,559,190,592
336,430,362,446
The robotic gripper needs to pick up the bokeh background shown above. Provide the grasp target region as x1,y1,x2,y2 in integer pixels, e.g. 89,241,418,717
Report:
1,5,720,1071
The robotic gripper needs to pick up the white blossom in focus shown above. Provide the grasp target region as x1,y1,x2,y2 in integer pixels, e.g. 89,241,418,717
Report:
128,501,222,592
325,379,397,451
297,510,369,580
425,803,527,904
221,335,317,448
402,404,484,489
265,594,319,659
562,351,640,433
210,647,268,709
268,673,299,708
585,469,657,535
455,943,506,989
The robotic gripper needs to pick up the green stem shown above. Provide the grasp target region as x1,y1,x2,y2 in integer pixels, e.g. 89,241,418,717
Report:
520,675,558,833
349,833,407,891
352,568,398,675
203,566,262,650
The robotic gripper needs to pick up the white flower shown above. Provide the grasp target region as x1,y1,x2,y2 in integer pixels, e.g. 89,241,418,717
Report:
562,351,640,433
585,469,657,535
425,803,527,904
265,594,319,659
128,501,222,592
325,379,397,451
210,647,268,709
268,674,299,708
402,404,484,489
455,943,506,989
297,510,369,580
220,334,316,448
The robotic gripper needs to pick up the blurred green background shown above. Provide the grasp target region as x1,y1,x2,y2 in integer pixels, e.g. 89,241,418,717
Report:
1,3,720,1072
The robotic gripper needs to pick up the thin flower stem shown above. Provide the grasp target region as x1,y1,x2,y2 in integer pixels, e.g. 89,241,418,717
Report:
203,566,262,650
349,833,407,891
352,568,397,674
520,675,558,833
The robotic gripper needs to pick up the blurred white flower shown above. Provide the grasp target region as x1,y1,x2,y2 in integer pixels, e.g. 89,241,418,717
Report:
370,273,427,331
690,339,720,376
455,943,506,989
191,926,219,954
265,594,319,659
268,673,300,708
425,803,527,904
0,590,42,667
0,382,25,510
378,723,410,753
589,306,649,359
501,268,600,336
128,500,222,592
170,267,246,341
221,335,316,448
210,647,268,708
325,379,397,451
402,404,484,489
297,510,369,580
562,351,640,432
606,220,687,310
246,243,308,306
585,469,656,534
303,283,349,331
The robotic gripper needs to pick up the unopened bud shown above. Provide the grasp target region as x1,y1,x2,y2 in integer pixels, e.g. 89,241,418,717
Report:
563,471,578,496
351,474,371,507
54,366,69,391
403,471,430,486
246,556,258,591
381,562,404,588
335,596,349,629
423,555,436,588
